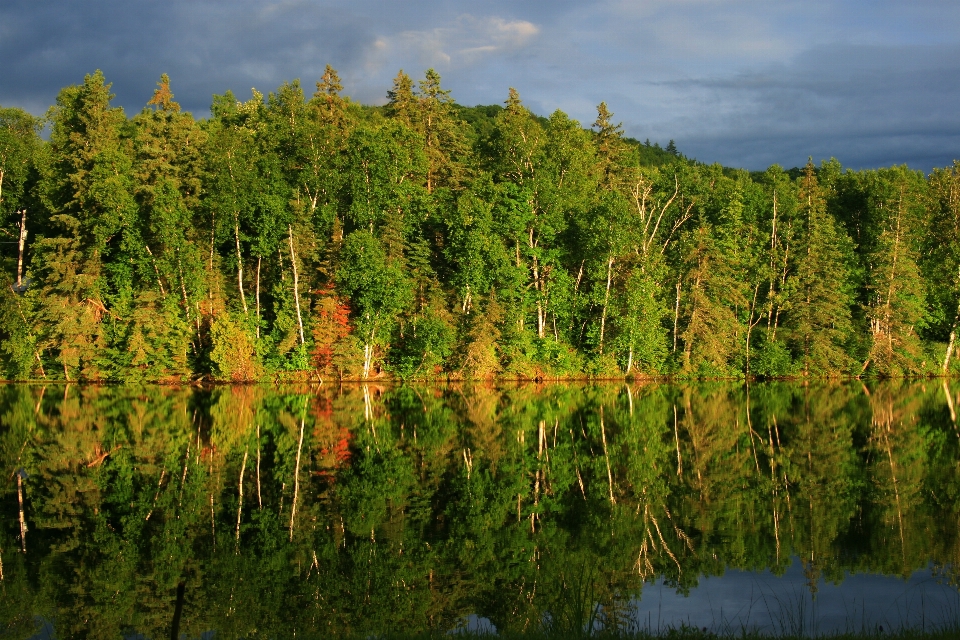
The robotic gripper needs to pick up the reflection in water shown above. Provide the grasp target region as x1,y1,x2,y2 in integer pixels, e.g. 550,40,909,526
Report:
0,380,957,638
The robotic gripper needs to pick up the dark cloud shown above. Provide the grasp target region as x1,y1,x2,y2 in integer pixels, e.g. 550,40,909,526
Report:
635,44,960,170
1,0,958,170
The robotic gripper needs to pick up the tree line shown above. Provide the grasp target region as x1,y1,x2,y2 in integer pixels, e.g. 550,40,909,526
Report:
0,381,957,637
1,68,960,381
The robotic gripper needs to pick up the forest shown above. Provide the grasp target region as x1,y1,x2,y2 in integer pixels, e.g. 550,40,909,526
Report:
1,67,960,382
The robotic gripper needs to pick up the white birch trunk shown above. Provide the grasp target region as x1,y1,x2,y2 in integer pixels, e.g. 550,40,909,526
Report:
288,226,305,345
599,256,614,355
234,216,247,314
16,209,26,289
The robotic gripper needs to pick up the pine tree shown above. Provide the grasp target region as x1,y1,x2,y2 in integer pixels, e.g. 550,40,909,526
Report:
785,161,854,375
861,166,929,375
32,70,139,379
592,102,625,191
134,74,207,325
385,70,416,127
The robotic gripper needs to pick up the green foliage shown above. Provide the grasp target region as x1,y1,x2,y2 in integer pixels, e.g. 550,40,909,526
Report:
0,71,958,380
209,312,260,380
752,339,797,378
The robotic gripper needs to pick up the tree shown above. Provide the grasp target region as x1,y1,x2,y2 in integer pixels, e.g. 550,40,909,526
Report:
385,69,469,193
32,70,139,379
861,166,929,375
592,102,625,191
0,107,41,226
784,161,854,375
336,230,413,377
924,162,960,373
130,74,207,375
385,70,416,127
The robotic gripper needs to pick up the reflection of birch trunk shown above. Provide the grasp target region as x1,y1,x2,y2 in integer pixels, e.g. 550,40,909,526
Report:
765,417,781,563
570,429,587,500
289,419,305,542
944,380,959,440
600,406,615,505
673,404,682,477
178,441,190,510
145,469,166,521
256,424,262,509
532,420,545,532
210,493,216,551
17,473,26,553
236,448,248,543
875,395,906,564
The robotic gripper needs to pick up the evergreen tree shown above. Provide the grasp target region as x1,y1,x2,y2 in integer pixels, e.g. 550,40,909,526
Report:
130,74,207,376
592,101,625,191
861,166,929,375
784,161,855,375
33,70,139,379
925,162,960,372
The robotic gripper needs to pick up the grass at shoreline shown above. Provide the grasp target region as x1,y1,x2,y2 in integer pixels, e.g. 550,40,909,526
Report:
363,629,960,640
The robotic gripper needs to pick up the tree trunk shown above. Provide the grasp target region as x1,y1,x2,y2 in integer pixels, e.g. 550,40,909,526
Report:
944,270,960,375
255,257,262,339
673,278,682,353
766,192,778,334
145,244,166,296
599,256,614,355
16,209,26,289
288,226,305,345
177,255,191,323
946,323,958,376
745,284,762,378
234,216,247,314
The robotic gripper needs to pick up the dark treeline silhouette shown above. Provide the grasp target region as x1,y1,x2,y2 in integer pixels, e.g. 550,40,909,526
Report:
2,68,960,381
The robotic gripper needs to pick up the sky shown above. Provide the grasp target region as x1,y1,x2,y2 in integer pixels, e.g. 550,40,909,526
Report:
2,0,959,171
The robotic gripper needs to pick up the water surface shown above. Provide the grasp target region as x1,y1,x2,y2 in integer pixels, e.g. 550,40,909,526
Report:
0,380,958,638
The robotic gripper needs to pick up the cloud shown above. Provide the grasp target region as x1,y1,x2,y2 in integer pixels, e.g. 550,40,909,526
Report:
365,15,540,73
1,0,959,170
622,42,960,170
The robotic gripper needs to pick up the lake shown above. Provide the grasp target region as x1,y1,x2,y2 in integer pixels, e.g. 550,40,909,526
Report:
0,380,958,638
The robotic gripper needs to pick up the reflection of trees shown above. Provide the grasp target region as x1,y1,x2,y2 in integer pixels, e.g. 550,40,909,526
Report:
0,380,956,637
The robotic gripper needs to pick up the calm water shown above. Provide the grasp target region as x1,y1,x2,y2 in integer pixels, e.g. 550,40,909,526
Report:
1,380,959,638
